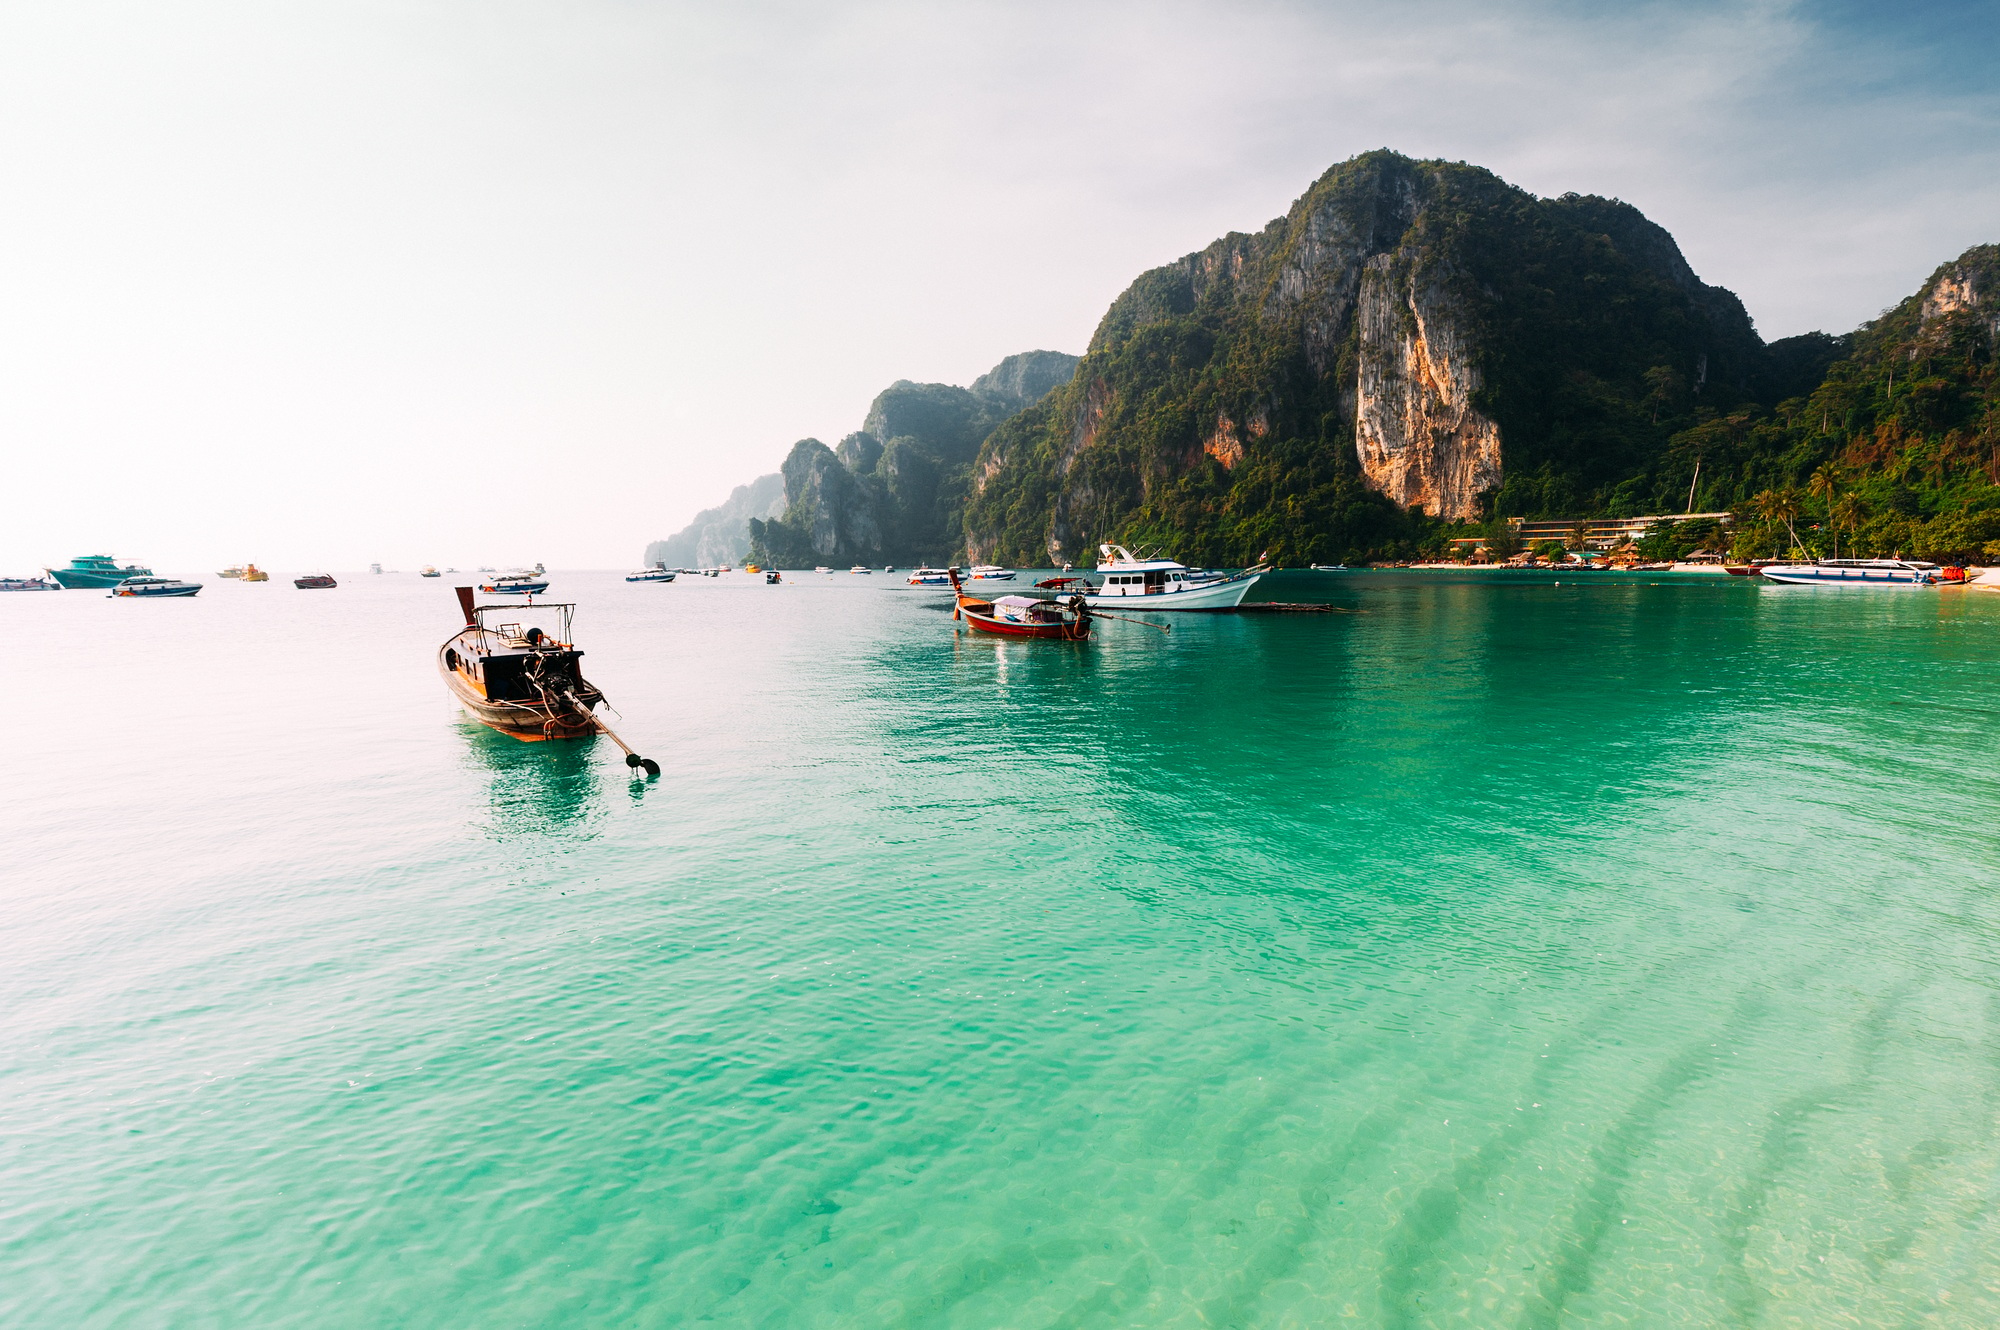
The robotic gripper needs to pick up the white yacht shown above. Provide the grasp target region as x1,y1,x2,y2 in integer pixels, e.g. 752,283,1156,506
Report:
1760,558,1940,587
626,563,677,583
849,565,872,575
907,567,954,586
967,565,1016,582
1083,544,1263,610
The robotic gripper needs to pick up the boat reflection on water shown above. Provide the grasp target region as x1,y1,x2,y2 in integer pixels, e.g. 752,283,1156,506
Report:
456,719,610,838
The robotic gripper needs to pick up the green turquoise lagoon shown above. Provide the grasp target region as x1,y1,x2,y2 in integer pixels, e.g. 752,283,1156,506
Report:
8,570,2000,1327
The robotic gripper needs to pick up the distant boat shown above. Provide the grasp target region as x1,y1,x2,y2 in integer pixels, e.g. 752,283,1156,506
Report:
765,570,782,584
111,577,201,598
1310,563,1349,571
294,573,338,589
241,564,269,582
370,563,383,575
884,565,896,573
1084,544,1264,610
906,566,954,586
1,576,58,591
481,570,550,595
219,565,245,579
850,565,871,574
626,564,677,583
1761,558,1940,587
420,565,441,578
967,564,1016,582
815,566,832,575
47,554,153,589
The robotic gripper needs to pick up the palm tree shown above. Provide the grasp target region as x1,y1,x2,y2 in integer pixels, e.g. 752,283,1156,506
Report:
1752,488,1805,557
1832,494,1870,558
1809,465,1839,557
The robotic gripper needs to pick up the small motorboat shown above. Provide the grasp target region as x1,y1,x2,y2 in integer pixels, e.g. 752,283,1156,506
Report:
907,566,955,586
850,565,872,575
420,565,441,578
1760,558,1940,587
481,570,550,596
219,565,245,578
816,566,833,575
242,564,269,582
294,573,338,589
1,576,58,591
1309,563,1350,571
1035,576,1092,592
766,570,782,584
439,587,657,774
884,566,896,573
111,576,201,598
369,563,383,574
967,564,1017,582
626,564,677,583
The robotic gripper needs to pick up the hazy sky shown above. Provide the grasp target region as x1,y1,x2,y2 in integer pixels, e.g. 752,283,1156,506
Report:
5,0,1996,573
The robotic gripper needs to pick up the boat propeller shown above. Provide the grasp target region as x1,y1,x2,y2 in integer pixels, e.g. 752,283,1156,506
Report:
564,689,660,777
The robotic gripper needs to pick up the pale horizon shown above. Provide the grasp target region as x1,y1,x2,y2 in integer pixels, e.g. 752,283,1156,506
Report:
5,0,1996,575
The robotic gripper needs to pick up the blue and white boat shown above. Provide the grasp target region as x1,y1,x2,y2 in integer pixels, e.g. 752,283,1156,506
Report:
481,570,551,595
906,567,955,586
967,564,1016,582
1082,544,1264,610
110,576,201,598
2,576,59,591
1759,558,1940,587
626,564,677,583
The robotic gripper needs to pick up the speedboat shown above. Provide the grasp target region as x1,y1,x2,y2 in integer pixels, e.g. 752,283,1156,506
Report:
765,570,782,584
1,576,58,591
1083,544,1265,610
968,564,1016,582
1310,563,1350,571
294,573,338,589
626,564,677,583
850,565,872,575
907,567,954,586
219,565,245,578
815,566,833,575
481,570,551,596
1760,558,1940,587
111,577,201,598
420,565,441,578
48,554,153,589
241,564,269,582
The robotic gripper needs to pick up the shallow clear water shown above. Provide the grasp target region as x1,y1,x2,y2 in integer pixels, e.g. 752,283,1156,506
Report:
7,569,2000,1328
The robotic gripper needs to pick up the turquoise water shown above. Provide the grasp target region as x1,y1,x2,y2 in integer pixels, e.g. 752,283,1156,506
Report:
7,570,2000,1327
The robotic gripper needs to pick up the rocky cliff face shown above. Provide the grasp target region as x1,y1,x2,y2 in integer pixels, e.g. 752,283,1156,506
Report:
645,472,784,567
963,150,1776,565
1353,254,1501,520
737,350,1080,567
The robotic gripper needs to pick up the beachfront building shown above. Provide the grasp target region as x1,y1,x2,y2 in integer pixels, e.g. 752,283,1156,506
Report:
1449,511,1734,557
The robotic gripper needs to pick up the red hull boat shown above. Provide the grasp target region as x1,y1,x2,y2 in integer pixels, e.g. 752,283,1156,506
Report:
950,571,1091,640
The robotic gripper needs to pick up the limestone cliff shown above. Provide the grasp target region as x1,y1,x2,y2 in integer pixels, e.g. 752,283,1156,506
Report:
963,150,1775,565
737,350,1079,567
644,472,784,567
1353,254,1500,520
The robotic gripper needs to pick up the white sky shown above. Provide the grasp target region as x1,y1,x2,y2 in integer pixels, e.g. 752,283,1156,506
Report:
4,0,1996,573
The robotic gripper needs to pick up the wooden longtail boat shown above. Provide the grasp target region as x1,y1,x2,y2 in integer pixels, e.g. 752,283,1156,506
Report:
948,570,1091,640
439,586,611,742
